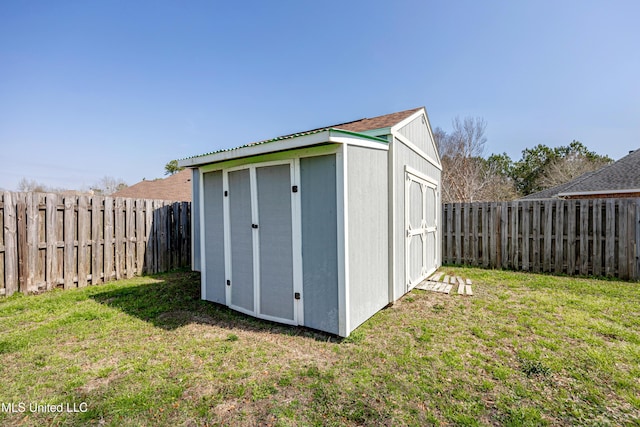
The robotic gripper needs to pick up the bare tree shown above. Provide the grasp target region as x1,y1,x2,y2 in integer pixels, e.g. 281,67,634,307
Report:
437,117,496,202
91,176,128,195
17,178,50,192
537,151,610,189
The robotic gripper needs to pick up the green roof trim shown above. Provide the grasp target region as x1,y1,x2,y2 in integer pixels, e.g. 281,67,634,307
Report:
328,128,388,143
180,127,387,161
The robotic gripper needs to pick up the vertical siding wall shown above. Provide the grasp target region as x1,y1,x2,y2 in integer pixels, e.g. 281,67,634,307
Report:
442,199,640,280
202,171,225,304
0,192,191,296
397,115,440,161
347,146,388,331
300,155,339,335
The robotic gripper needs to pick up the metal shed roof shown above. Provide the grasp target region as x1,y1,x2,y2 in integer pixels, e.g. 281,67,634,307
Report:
178,107,423,167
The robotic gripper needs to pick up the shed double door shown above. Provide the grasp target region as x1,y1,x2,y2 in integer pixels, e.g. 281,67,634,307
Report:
405,168,438,290
225,161,299,325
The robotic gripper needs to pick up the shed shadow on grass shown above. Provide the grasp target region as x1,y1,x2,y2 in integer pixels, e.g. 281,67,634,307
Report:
90,270,339,343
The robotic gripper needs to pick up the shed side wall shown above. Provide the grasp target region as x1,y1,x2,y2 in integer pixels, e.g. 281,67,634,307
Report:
203,170,226,304
346,145,389,332
393,138,442,299
192,169,201,271
300,155,339,335
398,115,440,162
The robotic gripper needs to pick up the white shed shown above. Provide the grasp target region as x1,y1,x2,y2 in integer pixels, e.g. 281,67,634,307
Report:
178,107,442,337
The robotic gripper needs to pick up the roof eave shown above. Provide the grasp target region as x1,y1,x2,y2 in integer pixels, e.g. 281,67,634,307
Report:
178,129,388,168
558,188,640,197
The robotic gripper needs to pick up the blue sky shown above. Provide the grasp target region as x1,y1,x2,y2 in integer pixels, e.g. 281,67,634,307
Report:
1,1,639,191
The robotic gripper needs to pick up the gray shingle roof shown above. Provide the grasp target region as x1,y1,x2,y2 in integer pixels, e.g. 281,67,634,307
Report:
522,148,640,199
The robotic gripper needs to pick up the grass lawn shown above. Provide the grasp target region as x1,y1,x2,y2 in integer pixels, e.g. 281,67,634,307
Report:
0,267,639,426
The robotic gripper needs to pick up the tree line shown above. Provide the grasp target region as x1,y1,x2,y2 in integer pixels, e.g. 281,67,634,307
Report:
434,117,612,203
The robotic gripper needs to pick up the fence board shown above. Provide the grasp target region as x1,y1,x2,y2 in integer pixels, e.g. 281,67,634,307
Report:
4,192,18,294
159,202,168,272
442,198,639,280
500,203,508,269
627,200,636,279
145,199,154,273
532,201,540,273
605,200,615,277
91,196,103,285
636,199,640,280
510,201,518,269
522,201,530,271
0,195,4,294
488,204,500,268
567,202,576,275
136,199,145,275
27,193,38,292
455,203,461,265
482,203,489,267
16,194,28,293
46,194,58,289
470,204,478,264
543,200,552,272
104,197,114,282
579,200,589,276
592,200,602,276
125,198,134,279
77,196,88,287
555,201,564,273
63,196,75,289
619,200,629,279
114,198,124,280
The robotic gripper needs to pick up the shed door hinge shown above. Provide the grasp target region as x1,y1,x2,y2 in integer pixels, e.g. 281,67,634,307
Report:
294,292,301,300
226,280,231,286
292,185,298,193
252,224,258,229
224,190,228,197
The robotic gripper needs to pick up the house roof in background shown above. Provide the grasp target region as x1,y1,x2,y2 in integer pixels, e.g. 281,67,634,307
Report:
180,107,424,162
522,148,640,199
112,168,192,201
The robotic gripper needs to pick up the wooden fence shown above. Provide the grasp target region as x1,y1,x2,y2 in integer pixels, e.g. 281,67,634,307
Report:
0,192,191,296
442,199,640,280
